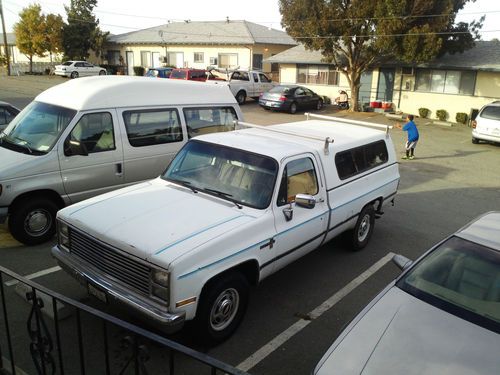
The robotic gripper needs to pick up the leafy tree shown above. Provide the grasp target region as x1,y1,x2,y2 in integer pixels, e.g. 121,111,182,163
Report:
91,27,110,63
279,0,483,111
62,0,99,60
13,4,47,73
45,14,64,63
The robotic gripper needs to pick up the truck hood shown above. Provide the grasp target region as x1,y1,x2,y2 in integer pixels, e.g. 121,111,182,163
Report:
59,178,256,267
0,145,56,180
315,287,500,375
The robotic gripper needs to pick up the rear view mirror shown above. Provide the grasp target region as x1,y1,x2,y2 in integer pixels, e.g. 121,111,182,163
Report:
64,138,88,156
392,254,412,271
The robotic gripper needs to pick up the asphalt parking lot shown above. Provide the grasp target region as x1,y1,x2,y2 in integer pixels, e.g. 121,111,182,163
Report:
1,76,499,374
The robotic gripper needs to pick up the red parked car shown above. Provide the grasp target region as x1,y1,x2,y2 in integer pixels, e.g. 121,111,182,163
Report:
169,68,208,81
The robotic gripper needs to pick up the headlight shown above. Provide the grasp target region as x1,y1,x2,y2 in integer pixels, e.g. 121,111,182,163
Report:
152,270,169,287
58,221,70,251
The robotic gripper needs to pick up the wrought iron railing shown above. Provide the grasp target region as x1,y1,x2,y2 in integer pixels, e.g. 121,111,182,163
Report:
0,265,250,375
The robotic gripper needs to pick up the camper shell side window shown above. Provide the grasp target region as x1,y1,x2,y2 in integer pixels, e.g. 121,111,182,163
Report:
335,140,389,180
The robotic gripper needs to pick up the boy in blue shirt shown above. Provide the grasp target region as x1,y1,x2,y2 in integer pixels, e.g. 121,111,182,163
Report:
396,114,419,160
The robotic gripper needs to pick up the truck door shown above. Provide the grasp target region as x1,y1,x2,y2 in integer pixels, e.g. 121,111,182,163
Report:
58,110,124,203
271,155,329,272
258,73,273,94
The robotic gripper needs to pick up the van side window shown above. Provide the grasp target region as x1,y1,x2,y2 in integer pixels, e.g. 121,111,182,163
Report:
69,112,115,153
277,157,318,206
123,109,182,147
335,140,389,180
183,107,238,138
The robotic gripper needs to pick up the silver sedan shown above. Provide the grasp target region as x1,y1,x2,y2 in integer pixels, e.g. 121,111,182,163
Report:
314,211,500,375
54,61,107,79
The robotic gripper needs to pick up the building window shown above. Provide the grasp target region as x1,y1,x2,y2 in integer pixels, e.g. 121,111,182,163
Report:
415,69,476,95
253,54,263,70
140,51,151,67
107,50,120,65
210,57,218,65
297,64,339,85
219,53,238,69
194,52,204,63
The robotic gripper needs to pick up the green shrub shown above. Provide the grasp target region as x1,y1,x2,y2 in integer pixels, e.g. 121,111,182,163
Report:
456,112,468,124
418,107,430,118
436,109,448,121
133,66,145,76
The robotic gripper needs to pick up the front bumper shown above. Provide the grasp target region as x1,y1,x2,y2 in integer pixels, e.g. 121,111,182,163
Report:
51,245,185,333
0,207,8,224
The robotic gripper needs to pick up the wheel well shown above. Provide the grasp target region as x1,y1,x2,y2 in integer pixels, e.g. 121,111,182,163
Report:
9,190,65,214
370,198,383,213
201,260,259,293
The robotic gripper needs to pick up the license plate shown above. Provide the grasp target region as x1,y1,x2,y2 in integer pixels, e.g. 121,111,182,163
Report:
88,283,108,303
266,101,274,106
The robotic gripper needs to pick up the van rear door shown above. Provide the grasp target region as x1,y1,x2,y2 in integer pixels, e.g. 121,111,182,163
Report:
58,110,125,203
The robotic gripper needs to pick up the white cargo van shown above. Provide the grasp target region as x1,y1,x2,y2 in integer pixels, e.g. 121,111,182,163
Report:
0,76,243,245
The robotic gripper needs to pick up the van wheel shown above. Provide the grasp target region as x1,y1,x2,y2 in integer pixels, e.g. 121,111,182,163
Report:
70,71,79,79
289,102,298,114
472,137,479,144
350,205,375,251
236,91,246,105
195,272,249,344
8,198,59,245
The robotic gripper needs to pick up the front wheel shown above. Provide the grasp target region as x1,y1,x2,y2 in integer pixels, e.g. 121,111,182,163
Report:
349,205,375,251
472,137,479,144
99,70,106,76
8,198,59,245
316,99,323,110
236,91,246,105
70,71,79,79
194,272,249,344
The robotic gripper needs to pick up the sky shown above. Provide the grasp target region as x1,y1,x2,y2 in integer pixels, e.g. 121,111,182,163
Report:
3,0,500,40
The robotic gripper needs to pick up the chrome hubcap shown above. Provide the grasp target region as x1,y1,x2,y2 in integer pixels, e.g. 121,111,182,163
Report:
357,214,371,242
24,209,51,236
210,288,239,331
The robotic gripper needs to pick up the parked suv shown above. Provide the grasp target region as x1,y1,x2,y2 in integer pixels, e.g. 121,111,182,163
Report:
472,101,500,145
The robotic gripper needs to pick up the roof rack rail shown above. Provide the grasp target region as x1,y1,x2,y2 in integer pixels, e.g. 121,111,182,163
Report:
233,120,335,155
304,113,393,135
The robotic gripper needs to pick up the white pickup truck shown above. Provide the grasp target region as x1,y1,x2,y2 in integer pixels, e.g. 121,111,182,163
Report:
52,114,400,343
209,70,275,104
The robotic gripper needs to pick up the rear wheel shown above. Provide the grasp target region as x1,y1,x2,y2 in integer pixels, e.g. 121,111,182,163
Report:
236,91,246,105
9,197,59,245
289,102,298,114
70,71,79,79
349,205,375,251
194,272,249,344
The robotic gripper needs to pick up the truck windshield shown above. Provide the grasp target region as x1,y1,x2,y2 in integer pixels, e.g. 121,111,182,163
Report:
163,140,278,209
0,101,76,155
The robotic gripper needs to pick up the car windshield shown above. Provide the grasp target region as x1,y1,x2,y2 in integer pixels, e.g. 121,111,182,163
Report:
0,101,76,155
269,86,292,94
397,236,500,331
480,105,500,121
163,140,278,209
170,70,187,79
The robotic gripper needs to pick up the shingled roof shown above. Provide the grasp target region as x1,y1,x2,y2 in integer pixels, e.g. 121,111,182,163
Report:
267,41,500,72
108,20,297,46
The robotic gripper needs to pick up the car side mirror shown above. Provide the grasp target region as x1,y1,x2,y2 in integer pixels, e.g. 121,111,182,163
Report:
392,254,412,271
295,194,316,209
64,138,88,156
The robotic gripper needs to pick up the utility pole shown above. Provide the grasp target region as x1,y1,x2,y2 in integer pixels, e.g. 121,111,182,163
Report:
0,0,11,76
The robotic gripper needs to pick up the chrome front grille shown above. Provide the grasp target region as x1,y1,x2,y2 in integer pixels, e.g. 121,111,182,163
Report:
69,228,151,295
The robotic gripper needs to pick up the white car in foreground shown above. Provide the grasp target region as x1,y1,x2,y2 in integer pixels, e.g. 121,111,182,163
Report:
54,61,106,79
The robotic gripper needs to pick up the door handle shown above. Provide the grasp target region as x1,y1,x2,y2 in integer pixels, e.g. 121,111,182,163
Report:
115,163,123,176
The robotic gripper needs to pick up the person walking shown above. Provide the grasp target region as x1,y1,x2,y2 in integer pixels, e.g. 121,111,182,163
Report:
396,114,419,160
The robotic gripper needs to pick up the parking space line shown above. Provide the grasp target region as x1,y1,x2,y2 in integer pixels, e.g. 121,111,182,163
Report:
237,252,395,372
4,266,62,287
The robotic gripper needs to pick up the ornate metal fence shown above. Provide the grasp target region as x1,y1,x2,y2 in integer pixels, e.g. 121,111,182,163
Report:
0,265,249,375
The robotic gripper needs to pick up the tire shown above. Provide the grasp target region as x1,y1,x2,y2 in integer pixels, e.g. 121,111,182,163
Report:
8,198,59,245
316,99,323,110
236,91,246,105
349,205,375,251
99,70,106,76
472,137,479,144
195,272,249,344
70,71,79,79
289,102,298,114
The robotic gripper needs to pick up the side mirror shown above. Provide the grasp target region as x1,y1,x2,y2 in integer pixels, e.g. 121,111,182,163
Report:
392,254,413,271
295,194,316,209
64,138,88,156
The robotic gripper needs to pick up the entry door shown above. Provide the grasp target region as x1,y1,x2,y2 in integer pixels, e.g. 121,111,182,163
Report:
126,51,134,76
152,52,160,68
272,155,329,272
58,110,124,204
376,68,395,102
